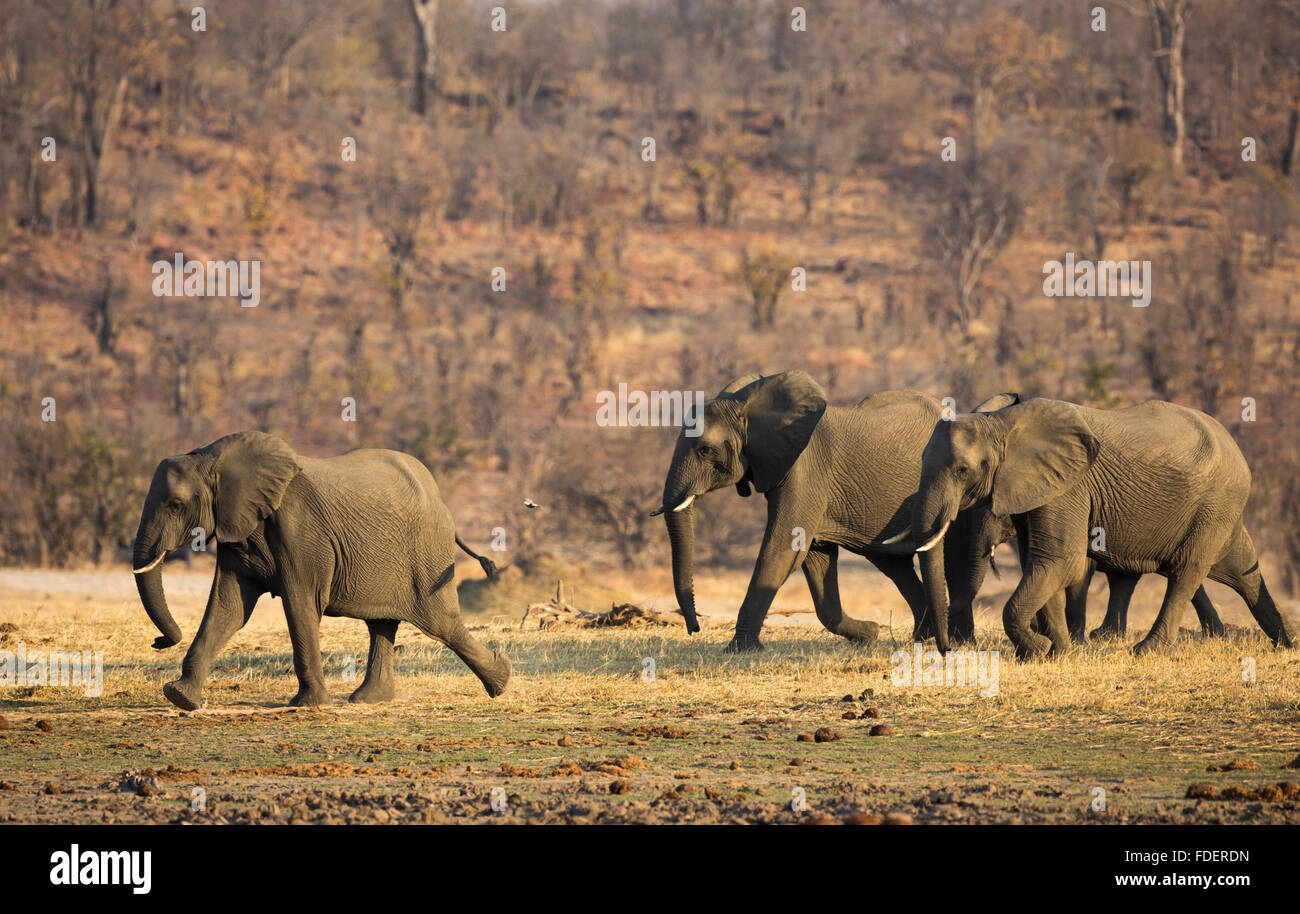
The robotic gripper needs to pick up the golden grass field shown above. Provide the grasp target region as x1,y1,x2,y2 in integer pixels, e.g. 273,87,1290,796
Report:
2,556,1298,825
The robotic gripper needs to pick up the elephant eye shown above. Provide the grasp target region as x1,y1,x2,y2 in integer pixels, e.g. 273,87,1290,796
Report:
954,464,969,476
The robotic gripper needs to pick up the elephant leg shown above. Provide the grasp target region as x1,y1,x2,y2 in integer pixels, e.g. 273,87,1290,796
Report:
1063,563,1092,644
1134,569,1209,656
281,585,330,707
1002,565,1068,661
1038,590,1073,656
1091,572,1138,640
1207,525,1294,648
729,515,809,652
163,568,260,711
414,582,511,697
349,619,400,703
1191,586,1225,638
802,544,878,644
865,552,932,643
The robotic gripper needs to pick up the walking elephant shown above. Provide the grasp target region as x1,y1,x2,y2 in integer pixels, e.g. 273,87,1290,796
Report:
132,431,510,708
653,370,1011,652
909,397,1294,658
953,492,1226,643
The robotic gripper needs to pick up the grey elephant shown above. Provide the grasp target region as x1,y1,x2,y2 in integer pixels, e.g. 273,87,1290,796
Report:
910,397,1294,658
654,370,1008,652
132,431,510,708
953,504,1226,642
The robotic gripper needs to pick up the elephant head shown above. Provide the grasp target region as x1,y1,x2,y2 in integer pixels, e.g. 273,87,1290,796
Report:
132,432,300,649
912,396,1097,647
654,370,827,634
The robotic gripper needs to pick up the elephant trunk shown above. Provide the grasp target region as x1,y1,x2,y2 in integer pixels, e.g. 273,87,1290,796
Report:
913,482,954,653
133,523,182,650
664,501,701,634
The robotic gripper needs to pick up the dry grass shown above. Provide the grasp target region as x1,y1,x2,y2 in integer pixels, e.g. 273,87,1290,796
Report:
1,567,1298,824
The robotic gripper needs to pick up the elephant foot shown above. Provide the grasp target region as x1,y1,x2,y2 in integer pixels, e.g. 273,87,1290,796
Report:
1011,632,1052,662
1201,621,1226,639
724,635,765,653
836,619,879,646
913,620,937,641
348,678,395,704
1089,624,1124,642
162,679,202,711
478,652,512,698
1133,635,1171,657
289,685,330,707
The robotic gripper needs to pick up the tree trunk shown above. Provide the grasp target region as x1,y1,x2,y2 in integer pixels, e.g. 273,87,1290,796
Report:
408,0,439,116
1147,0,1189,173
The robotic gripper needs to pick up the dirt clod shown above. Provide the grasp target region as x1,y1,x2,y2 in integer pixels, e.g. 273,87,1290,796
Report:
34,720,53,733
1186,784,1217,799
813,728,842,743
843,812,883,825
869,724,892,737
1207,758,1257,772
609,780,631,794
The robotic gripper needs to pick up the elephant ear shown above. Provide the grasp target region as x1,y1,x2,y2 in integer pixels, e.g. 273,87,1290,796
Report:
990,400,1098,518
719,372,763,396
972,392,1020,414
208,432,301,542
736,370,827,493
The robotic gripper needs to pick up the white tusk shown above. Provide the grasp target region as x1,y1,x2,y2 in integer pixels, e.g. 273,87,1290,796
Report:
133,553,165,574
672,495,695,512
915,519,951,553
881,530,910,545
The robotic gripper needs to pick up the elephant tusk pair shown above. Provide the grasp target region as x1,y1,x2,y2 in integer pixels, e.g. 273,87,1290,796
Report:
916,519,951,553
649,495,695,517
133,553,165,574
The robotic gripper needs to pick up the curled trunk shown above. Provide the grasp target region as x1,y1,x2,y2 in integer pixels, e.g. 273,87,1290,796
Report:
133,536,182,649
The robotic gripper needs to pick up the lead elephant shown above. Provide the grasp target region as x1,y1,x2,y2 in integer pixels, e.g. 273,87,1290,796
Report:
910,397,1295,658
132,431,510,708
654,370,1008,652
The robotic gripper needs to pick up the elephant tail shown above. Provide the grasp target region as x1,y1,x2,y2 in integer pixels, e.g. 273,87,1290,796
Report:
455,533,497,579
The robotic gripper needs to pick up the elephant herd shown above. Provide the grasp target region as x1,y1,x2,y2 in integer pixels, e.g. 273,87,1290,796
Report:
659,371,1295,660
130,371,1294,709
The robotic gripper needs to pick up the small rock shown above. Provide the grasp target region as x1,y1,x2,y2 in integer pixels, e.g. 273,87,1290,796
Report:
813,728,843,743
35,720,53,733
862,707,880,718
609,780,631,795
840,694,855,703
796,734,814,742
1185,783,1217,799
843,812,883,825
841,711,857,720
869,724,892,737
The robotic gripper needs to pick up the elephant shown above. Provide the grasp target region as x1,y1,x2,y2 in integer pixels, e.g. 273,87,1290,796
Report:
909,397,1295,658
653,370,1012,652
953,503,1226,643
131,431,511,708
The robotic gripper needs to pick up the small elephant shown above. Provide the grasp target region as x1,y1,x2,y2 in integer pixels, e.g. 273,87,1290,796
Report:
953,504,1226,643
654,370,1004,651
132,432,510,708
911,397,1295,658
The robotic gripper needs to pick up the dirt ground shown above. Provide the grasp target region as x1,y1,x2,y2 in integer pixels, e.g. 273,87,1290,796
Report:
2,562,1298,825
